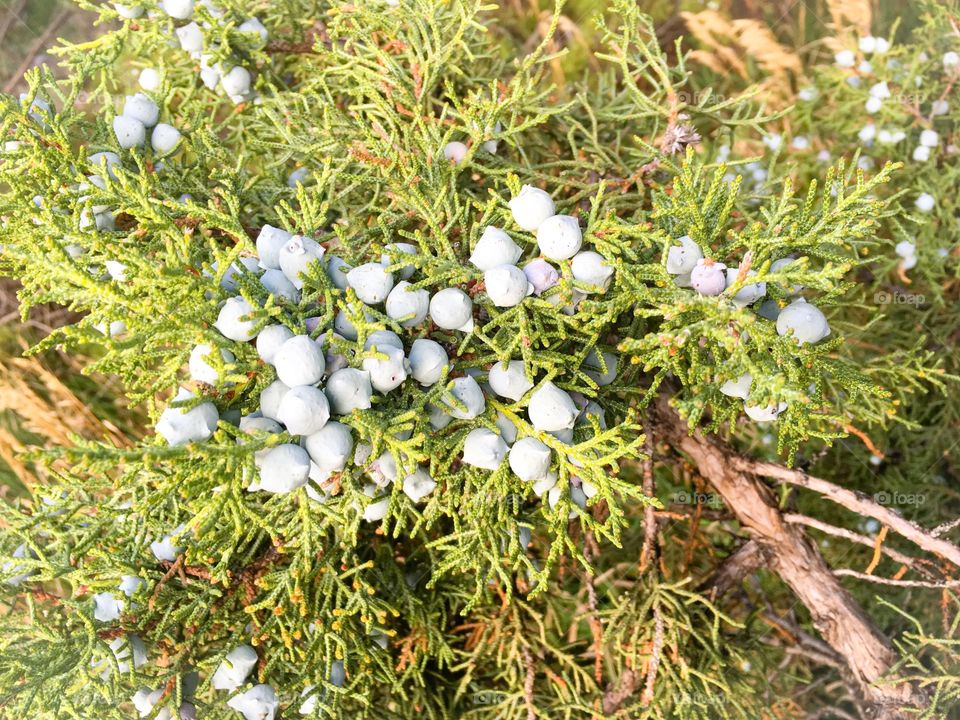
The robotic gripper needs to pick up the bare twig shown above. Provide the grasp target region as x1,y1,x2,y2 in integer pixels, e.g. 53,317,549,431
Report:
702,539,767,597
639,425,658,573
640,603,664,705
735,457,960,569
148,556,184,610
601,668,637,715
582,533,603,684
760,611,845,671
932,517,960,538
832,570,960,589
783,513,929,576
0,0,27,47
521,646,536,720
3,7,71,93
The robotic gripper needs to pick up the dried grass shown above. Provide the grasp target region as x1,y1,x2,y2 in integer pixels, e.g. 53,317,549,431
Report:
0,278,134,494
0,346,130,449
826,0,872,35
681,10,804,105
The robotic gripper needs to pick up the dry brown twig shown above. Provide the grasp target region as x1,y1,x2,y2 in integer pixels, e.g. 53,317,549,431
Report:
831,570,960,589
638,426,657,573
521,646,536,720
783,513,934,577
602,426,660,715
640,604,664,706
3,7,71,93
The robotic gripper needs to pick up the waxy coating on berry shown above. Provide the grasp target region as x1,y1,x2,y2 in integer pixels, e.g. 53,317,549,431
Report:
509,185,555,231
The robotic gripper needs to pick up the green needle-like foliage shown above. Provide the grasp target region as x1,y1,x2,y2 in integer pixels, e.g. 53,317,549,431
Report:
2,1,959,718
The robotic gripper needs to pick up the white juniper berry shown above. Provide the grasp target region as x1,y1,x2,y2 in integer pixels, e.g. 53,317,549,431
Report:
215,296,259,341
272,335,325,387
582,349,618,386
362,344,409,393
138,67,161,90
442,141,468,163
113,115,145,149
522,258,559,294
211,645,258,691
689,258,727,296
508,184,555,230
325,255,352,290
304,421,354,474
508,437,552,481
156,388,218,445
257,444,311,494
188,343,234,385
255,324,294,364
122,93,159,127
258,380,290,421
150,123,181,155
665,235,702,275
346,263,394,304
161,0,193,19
279,235,325,289
571,251,613,292
363,330,403,351
462,428,509,470
484,264,531,307
487,360,533,400
776,300,831,345
220,66,253,101
725,266,766,307
259,268,300,303
744,401,788,423
536,215,582,260
402,468,437,502
441,375,486,419
276,385,330,435
527,381,578,432
407,339,449,385
385,281,430,327
238,16,268,45
719,373,753,400
255,225,292,270
381,242,418,280
470,226,523,270
429,287,474,330
226,684,279,720
324,368,373,414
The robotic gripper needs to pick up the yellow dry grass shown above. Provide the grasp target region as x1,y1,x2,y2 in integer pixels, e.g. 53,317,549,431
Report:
0,353,129,447
680,10,803,105
826,0,873,35
0,334,133,494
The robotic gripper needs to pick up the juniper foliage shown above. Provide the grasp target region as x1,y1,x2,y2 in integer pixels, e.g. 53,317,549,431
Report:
1,1,959,719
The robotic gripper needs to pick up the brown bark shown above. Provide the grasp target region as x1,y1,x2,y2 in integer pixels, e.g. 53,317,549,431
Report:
653,397,925,719
701,538,766,598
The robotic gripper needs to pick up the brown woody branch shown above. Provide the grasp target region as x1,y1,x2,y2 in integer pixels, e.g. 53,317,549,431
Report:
653,396,926,719
701,538,766,598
